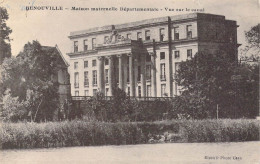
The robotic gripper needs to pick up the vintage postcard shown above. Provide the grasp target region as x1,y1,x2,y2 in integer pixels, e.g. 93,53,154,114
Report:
0,0,259,163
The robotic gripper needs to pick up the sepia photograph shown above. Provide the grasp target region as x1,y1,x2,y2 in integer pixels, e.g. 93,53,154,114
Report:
0,0,259,163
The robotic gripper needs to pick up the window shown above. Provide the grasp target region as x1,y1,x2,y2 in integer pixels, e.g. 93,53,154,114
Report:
187,49,192,58
105,88,109,96
174,51,180,58
175,62,180,71
137,32,142,40
160,28,165,41
105,58,109,65
146,53,151,62
127,67,129,82
75,91,79,96
127,33,131,40
74,41,78,52
93,89,97,96
84,71,89,87
146,65,151,80
161,84,166,97
84,61,88,68
74,62,78,69
104,36,109,44
92,38,96,49
160,63,166,81
160,52,165,60
84,39,88,51
74,72,79,88
137,66,141,82
145,30,151,40
174,27,179,40
127,87,130,95
187,25,192,39
147,85,151,97
92,70,97,86
138,86,141,97
84,90,89,96
92,60,96,67
105,69,109,84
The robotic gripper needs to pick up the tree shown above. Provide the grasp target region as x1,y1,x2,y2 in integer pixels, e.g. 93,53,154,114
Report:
240,24,260,61
174,51,258,119
0,7,12,63
1,41,61,122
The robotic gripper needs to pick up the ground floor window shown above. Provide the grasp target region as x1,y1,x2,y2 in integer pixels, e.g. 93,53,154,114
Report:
147,85,151,97
161,84,166,97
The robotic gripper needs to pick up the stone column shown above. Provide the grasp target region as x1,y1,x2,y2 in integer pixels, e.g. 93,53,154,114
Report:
128,53,135,97
108,55,114,96
150,52,157,97
117,54,124,89
97,56,104,94
141,54,146,97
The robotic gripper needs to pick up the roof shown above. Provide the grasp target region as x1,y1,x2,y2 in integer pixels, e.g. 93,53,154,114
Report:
69,13,232,38
42,45,69,67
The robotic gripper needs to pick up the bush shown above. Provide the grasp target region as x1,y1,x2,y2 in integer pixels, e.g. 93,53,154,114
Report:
0,119,259,149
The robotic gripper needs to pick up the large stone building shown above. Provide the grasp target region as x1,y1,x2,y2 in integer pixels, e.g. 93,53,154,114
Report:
67,13,238,98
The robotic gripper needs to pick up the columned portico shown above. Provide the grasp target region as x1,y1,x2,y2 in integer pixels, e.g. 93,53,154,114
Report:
150,52,157,97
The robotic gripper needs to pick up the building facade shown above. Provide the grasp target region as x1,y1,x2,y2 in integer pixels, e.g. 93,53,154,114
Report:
67,13,239,98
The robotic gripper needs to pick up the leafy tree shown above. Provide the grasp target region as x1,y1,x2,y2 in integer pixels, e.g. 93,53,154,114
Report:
0,7,12,63
1,41,61,122
240,24,260,61
174,51,259,119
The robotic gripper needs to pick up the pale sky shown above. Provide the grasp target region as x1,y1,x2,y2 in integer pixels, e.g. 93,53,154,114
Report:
2,0,260,62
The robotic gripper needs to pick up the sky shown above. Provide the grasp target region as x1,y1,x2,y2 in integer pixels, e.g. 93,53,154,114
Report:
1,0,260,61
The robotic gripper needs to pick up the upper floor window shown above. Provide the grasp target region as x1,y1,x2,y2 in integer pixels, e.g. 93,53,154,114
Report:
174,27,179,40
187,25,192,39
104,36,109,44
137,32,142,40
92,60,96,67
160,28,165,41
160,52,165,60
75,91,79,96
187,49,192,58
84,61,88,68
145,30,151,40
92,38,96,49
174,51,180,58
74,41,78,52
84,39,88,51
74,62,78,69
127,33,131,40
